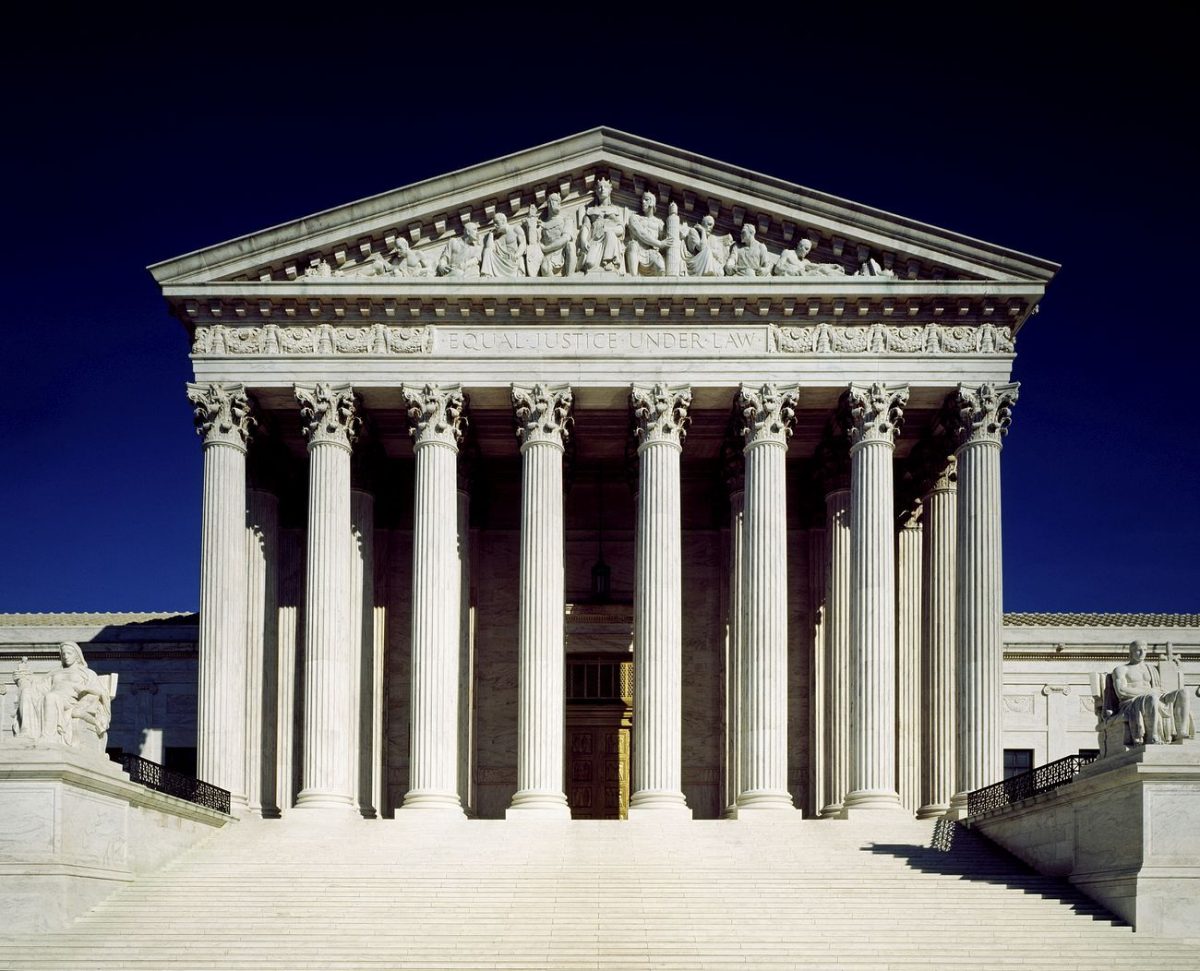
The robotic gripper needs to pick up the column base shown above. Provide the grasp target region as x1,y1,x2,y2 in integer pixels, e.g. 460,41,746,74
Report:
916,802,951,820
627,789,692,820
506,790,571,818
819,802,844,818
733,789,796,816
400,789,466,815
943,791,970,821
294,790,357,813
840,788,907,819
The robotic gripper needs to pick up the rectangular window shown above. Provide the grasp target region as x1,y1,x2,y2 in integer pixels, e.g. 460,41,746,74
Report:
1003,749,1033,779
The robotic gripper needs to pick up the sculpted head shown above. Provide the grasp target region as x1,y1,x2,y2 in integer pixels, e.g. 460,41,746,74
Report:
595,177,613,204
393,238,411,258
493,212,509,233
59,642,84,668
701,214,715,232
740,223,756,244
641,191,656,215
546,192,561,215
1129,640,1148,664
797,237,814,258
463,221,480,244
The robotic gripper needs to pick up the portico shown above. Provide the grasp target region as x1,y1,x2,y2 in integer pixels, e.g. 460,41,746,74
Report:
154,128,1057,822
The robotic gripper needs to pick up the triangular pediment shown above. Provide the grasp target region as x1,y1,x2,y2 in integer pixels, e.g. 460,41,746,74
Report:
149,128,1057,290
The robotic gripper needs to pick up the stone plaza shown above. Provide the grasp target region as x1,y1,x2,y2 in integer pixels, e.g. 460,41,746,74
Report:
1,129,1198,966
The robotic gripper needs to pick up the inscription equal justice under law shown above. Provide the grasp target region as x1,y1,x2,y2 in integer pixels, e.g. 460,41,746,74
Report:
437,326,770,357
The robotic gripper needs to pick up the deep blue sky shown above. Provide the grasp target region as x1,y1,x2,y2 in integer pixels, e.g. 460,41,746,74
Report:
1,12,1195,613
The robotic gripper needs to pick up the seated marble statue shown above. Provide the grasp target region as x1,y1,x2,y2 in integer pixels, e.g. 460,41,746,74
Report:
1109,640,1193,745
388,238,433,278
773,238,847,277
578,178,625,274
625,191,668,276
480,212,527,278
683,215,729,277
11,642,114,750
531,194,576,277
725,224,774,277
435,222,483,277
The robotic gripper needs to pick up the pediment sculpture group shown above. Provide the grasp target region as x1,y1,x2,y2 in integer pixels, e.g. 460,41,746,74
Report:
0,642,116,755
304,178,895,282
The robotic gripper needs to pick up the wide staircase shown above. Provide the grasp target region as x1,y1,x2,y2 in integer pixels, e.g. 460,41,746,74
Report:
2,814,1197,969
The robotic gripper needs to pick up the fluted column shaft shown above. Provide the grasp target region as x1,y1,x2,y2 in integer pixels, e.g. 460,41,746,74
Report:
951,382,1017,812
188,382,254,811
295,383,359,810
508,384,572,816
276,529,304,812
918,465,956,818
629,383,691,815
737,383,798,812
350,489,375,817
896,512,922,814
821,487,851,816
457,484,474,816
723,485,745,817
403,384,466,813
844,382,909,814
245,488,279,816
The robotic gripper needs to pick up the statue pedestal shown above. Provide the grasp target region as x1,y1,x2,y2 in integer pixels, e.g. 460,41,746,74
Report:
0,742,232,932
970,740,1200,936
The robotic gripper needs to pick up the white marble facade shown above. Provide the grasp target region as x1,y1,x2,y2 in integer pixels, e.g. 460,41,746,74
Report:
22,128,1115,823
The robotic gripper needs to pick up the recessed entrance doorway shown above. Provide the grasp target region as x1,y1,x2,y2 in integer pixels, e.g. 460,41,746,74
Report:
565,657,632,819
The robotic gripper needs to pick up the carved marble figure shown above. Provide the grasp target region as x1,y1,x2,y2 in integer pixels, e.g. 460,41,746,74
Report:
725,224,773,277
625,191,668,276
662,202,683,277
388,238,433,278
480,212,528,279
578,178,625,274
1111,640,1193,744
855,255,896,278
9,642,114,749
436,222,483,277
773,237,846,278
532,194,576,277
683,215,728,277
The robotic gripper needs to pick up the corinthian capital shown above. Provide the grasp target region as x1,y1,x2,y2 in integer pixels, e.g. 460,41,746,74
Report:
631,383,692,448
954,382,1019,447
847,382,909,448
738,383,799,448
186,382,255,450
512,383,573,449
295,383,361,450
403,383,467,449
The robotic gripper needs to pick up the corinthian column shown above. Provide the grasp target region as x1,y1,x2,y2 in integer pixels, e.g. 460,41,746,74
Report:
817,428,851,817
245,487,279,816
629,383,692,817
919,454,956,819
949,383,1018,816
187,383,255,810
402,383,467,813
507,383,573,817
895,502,922,814
736,383,799,813
294,384,360,810
843,382,909,815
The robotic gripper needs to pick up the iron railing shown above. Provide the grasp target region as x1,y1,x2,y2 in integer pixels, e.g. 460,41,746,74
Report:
119,754,231,814
966,753,1097,817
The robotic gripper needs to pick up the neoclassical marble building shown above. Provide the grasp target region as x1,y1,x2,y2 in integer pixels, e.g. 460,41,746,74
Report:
140,129,1067,821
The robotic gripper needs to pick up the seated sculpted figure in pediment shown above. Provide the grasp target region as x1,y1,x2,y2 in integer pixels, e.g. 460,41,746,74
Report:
625,191,669,277
436,222,483,278
578,178,625,274
683,214,729,277
388,238,433,278
530,193,576,277
480,212,528,279
725,224,774,277
1109,640,1194,746
773,238,847,278
6,642,115,753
